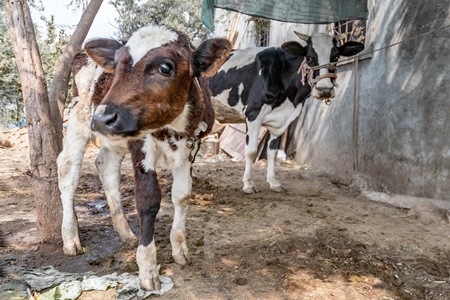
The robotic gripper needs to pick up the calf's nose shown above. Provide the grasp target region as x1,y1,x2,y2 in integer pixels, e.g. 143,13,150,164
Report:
91,110,119,134
91,104,139,136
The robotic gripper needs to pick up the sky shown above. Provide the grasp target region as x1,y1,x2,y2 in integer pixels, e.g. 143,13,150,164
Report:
30,0,119,40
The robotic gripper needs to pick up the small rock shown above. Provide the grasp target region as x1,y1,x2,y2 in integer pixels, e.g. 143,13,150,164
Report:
194,237,204,247
232,277,248,285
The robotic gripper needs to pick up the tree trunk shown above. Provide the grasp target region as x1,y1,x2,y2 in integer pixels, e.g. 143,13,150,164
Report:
4,0,62,243
4,0,104,244
48,0,103,147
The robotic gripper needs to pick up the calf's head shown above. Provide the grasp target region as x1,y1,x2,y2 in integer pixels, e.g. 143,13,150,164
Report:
86,25,231,137
281,32,364,100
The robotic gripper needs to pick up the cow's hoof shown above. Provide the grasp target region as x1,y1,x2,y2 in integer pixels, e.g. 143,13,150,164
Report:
173,251,190,265
140,275,161,291
63,242,84,256
270,185,286,193
243,186,259,194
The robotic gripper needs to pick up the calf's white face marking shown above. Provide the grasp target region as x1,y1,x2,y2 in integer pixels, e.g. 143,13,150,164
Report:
126,25,179,65
94,104,106,117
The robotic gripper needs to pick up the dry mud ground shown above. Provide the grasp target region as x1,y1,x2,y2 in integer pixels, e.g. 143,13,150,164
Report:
1,127,450,300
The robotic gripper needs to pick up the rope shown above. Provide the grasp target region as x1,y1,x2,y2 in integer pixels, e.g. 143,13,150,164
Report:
315,22,450,69
298,57,338,88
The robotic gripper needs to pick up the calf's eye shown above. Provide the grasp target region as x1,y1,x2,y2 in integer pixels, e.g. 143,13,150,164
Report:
159,63,174,76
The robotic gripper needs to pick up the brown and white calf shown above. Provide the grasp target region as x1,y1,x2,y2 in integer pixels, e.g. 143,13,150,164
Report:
57,24,231,291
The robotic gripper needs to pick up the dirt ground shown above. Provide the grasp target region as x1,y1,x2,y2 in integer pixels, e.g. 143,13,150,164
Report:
1,127,450,300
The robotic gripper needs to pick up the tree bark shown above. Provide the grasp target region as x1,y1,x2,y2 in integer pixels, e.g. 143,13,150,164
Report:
4,0,104,244
4,0,62,243
48,0,103,147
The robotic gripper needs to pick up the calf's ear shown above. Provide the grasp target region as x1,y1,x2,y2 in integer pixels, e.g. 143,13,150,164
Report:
281,41,308,57
338,41,365,57
193,38,232,77
84,38,123,73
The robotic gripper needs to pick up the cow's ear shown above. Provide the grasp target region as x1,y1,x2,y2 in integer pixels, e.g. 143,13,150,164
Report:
84,38,123,73
281,41,308,57
193,38,232,77
338,41,364,57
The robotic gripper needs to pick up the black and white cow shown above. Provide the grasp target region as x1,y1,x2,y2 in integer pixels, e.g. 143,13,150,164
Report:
209,32,364,193
57,24,231,291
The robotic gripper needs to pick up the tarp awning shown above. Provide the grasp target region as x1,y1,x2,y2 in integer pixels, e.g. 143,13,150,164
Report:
201,0,369,31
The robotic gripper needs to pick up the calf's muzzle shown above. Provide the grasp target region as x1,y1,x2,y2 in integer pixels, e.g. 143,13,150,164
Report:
91,104,139,136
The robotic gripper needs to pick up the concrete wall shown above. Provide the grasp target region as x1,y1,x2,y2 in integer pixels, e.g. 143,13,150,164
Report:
282,0,450,200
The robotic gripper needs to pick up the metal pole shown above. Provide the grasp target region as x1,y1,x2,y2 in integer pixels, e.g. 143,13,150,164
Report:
352,57,360,171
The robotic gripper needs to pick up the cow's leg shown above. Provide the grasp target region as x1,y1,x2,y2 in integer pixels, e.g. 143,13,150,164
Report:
57,108,91,256
129,138,162,291
243,121,261,193
266,134,285,192
95,146,137,245
170,149,192,265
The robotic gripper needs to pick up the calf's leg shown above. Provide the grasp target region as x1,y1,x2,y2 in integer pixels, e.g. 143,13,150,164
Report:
58,105,91,256
95,146,137,245
170,150,192,265
129,138,162,291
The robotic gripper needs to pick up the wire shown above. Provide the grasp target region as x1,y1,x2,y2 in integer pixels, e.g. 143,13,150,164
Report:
316,22,450,69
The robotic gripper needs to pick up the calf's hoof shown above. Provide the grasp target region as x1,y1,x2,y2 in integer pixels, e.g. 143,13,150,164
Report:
63,242,84,256
122,235,139,250
173,251,190,265
140,275,161,291
243,186,259,194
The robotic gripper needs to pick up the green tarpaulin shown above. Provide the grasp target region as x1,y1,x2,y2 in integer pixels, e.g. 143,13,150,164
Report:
201,0,368,31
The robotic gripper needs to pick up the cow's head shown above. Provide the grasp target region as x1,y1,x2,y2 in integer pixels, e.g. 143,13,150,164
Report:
86,25,231,137
281,32,364,100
